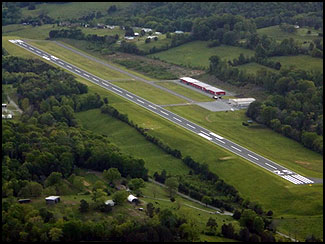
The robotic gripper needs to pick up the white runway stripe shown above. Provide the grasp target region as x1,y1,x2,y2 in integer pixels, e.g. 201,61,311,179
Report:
198,133,212,141
112,87,122,93
126,94,133,98
75,69,81,73
248,154,259,160
148,105,156,110
231,146,242,152
137,99,144,104
209,132,224,139
265,163,277,170
160,111,169,116
173,117,182,122
187,124,196,129
215,138,225,144
84,74,89,77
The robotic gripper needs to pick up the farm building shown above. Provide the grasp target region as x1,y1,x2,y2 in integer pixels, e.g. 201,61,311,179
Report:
18,199,31,204
127,194,139,204
179,77,226,96
105,200,115,206
229,98,256,107
45,196,60,204
2,114,13,119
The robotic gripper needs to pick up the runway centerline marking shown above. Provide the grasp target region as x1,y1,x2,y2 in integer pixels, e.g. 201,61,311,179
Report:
247,154,259,160
231,146,242,152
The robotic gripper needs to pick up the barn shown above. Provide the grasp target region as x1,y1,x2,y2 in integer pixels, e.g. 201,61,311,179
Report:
45,196,60,204
179,77,226,96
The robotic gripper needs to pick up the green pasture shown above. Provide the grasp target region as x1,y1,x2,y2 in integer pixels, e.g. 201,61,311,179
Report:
157,82,214,102
273,215,323,241
75,108,189,176
148,41,255,68
269,55,323,73
236,62,278,74
2,24,61,40
257,25,322,44
110,80,187,105
20,2,130,20
163,105,323,178
4,36,322,239
136,34,172,53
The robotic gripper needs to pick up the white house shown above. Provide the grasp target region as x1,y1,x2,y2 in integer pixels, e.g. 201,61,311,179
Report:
45,196,60,204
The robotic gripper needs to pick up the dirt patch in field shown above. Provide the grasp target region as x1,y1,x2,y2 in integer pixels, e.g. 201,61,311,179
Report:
295,161,311,166
205,115,213,122
219,156,236,160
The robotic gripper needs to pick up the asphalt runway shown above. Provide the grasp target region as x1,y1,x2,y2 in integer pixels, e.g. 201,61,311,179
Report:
9,39,321,185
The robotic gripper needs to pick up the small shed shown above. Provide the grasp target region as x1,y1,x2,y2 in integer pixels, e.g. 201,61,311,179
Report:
45,196,60,204
105,200,115,206
18,199,31,204
127,194,139,204
2,104,7,107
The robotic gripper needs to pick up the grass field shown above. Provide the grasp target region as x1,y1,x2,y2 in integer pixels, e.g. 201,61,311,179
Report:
269,55,323,72
257,25,322,44
157,82,214,102
110,80,188,105
3,36,323,240
20,2,130,20
148,41,255,68
236,62,278,74
2,24,59,40
75,109,189,176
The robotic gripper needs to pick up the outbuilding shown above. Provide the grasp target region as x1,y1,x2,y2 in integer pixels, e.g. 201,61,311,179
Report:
45,196,60,204
127,194,139,204
18,199,31,204
180,77,226,96
229,98,256,107
105,200,115,206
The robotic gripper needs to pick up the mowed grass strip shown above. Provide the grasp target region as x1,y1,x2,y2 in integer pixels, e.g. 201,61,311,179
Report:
110,80,188,105
28,40,130,80
75,108,189,176
269,55,323,72
157,82,214,102
163,104,323,178
148,41,255,68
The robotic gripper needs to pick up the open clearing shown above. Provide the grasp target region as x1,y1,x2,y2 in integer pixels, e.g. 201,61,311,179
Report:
257,25,322,44
269,55,323,72
148,41,255,68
